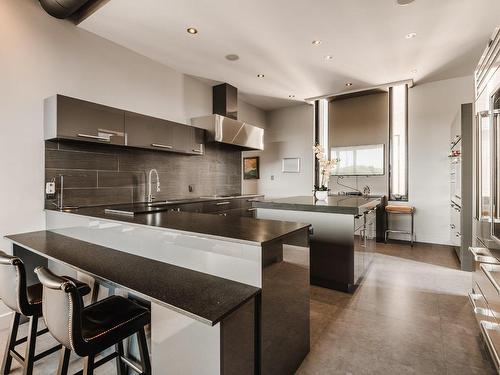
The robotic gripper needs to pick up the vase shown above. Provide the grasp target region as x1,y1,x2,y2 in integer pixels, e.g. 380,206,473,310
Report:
315,190,328,201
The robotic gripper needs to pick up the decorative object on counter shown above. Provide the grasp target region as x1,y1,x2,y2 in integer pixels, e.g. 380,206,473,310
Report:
282,157,301,173
336,176,363,196
313,144,337,200
362,185,371,196
243,156,260,179
314,190,329,200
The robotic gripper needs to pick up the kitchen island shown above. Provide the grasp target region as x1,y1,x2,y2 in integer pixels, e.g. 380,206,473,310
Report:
253,195,385,292
6,206,311,374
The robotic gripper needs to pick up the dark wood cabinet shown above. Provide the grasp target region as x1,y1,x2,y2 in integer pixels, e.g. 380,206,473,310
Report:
44,95,205,155
125,112,174,150
124,112,204,155
44,95,125,145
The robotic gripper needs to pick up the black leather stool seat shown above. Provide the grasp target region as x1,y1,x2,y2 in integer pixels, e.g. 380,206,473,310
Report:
26,277,91,317
80,295,150,356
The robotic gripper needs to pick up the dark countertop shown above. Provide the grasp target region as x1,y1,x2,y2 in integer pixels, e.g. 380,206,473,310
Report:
105,195,265,214
252,195,383,215
6,231,260,326
46,206,310,246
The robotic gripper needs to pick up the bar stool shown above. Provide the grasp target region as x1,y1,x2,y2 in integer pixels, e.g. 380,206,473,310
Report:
0,250,91,375
385,205,415,246
35,267,151,375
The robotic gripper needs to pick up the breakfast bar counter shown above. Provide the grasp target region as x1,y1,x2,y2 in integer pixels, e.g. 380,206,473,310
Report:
22,208,313,375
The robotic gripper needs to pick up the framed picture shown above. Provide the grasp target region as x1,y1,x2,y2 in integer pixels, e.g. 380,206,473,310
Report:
282,158,300,173
243,156,260,179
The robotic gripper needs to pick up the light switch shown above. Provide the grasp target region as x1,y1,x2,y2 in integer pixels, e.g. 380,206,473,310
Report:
271,175,275,181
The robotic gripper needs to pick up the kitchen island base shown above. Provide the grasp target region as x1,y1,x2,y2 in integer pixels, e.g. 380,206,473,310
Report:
37,209,310,374
254,196,381,293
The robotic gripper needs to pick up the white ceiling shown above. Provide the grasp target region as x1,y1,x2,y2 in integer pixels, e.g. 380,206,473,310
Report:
79,0,500,110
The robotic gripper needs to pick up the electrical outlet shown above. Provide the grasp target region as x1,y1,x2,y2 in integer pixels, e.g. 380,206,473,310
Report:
46,182,55,194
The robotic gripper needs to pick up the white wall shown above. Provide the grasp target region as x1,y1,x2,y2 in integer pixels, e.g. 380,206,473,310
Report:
389,75,473,245
0,0,263,322
240,100,267,194
242,104,314,197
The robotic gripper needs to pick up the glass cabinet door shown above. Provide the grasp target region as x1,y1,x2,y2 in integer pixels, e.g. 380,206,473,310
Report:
479,111,492,222
492,110,500,241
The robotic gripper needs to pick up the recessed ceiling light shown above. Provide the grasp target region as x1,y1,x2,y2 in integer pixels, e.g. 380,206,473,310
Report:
397,0,415,5
225,54,239,61
345,82,353,87
312,40,322,45
257,74,265,78
324,55,334,60
405,32,417,39
411,69,418,74
187,27,198,35
289,95,295,98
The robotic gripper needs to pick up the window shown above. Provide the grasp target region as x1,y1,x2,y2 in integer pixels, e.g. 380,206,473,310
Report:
389,84,408,201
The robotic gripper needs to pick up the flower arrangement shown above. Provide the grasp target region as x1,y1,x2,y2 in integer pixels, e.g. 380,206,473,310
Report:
313,144,337,191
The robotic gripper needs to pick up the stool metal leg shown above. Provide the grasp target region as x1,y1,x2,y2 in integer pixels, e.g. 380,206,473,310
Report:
411,211,414,247
22,316,38,375
83,354,95,375
1,312,20,375
115,341,126,375
137,328,151,375
56,348,71,375
385,211,389,243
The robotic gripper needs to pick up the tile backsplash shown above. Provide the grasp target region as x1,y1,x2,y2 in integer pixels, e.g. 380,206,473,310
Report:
45,140,242,208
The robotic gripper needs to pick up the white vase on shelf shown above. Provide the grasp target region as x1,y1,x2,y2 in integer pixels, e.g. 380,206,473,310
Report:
315,190,328,201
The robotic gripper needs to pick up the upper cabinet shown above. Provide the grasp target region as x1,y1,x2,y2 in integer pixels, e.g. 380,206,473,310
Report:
44,95,205,155
125,112,204,155
44,95,125,145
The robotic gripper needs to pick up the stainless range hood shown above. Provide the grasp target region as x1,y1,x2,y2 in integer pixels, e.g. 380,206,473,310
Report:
191,83,264,150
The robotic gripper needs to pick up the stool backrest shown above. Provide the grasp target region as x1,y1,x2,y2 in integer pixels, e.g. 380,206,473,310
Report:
0,250,29,314
35,266,85,353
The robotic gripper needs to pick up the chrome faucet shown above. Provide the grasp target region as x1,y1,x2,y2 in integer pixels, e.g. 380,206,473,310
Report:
147,169,161,203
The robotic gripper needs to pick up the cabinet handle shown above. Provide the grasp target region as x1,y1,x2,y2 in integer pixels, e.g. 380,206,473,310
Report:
192,149,202,153
469,247,500,264
77,134,110,142
481,263,500,294
450,224,455,229
247,208,257,211
216,201,231,206
151,143,173,149
218,213,228,216
480,321,500,369
469,293,493,317
456,232,461,238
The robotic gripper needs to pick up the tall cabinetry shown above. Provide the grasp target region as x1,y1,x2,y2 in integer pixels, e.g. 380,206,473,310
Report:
449,103,473,271
470,27,500,374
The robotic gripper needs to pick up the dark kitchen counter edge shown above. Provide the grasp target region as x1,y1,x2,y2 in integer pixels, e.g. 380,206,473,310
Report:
6,231,260,326
252,201,360,214
45,208,311,246
252,196,383,215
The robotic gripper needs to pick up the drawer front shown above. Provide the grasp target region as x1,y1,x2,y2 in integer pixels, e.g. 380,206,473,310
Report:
176,202,203,213
480,320,500,372
203,200,238,213
235,197,262,210
470,286,496,325
478,263,500,319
